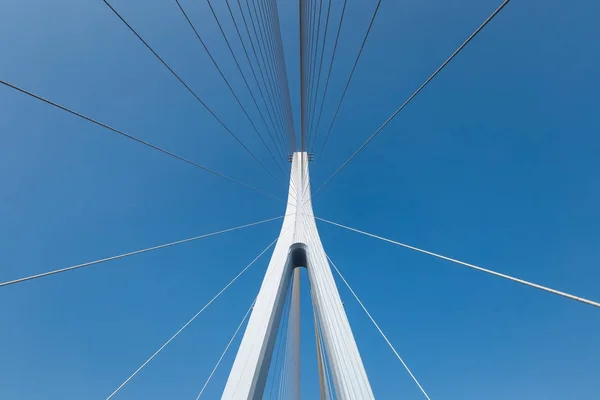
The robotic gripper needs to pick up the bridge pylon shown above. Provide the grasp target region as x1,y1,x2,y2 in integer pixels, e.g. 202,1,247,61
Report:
222,152,374,399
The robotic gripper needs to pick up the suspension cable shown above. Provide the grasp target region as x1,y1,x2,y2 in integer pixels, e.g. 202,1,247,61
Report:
318,216,600,309
104,235,279,400
327,254,432,399
0,79,284,203
312,0,512,198
102,0,275,178
0,216,283,288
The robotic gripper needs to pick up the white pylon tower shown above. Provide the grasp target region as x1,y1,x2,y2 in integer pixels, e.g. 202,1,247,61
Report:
222,152,374,399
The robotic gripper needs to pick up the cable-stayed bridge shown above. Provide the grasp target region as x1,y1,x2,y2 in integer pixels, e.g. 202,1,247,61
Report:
1,0,599,398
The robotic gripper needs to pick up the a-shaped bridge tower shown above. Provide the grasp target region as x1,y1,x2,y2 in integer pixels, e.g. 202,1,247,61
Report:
222,152,374,399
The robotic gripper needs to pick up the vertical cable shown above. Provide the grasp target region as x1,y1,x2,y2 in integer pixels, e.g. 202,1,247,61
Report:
237,0,289,153
306,0,325,150
299,0,307,151
310,0,348,151
226,0,284,144
247,0,289,154
306,0,332,144
305,0,316,149
270,0,298,152
205,0,290,168
316,0,382,159
256,0,294,154
263,0,297,153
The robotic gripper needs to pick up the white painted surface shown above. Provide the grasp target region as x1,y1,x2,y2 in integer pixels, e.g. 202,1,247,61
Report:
221,152,373,399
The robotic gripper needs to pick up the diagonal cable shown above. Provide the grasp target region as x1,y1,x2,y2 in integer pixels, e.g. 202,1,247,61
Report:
195,296,256,399
206,0,290,167
0,79,284,203
299,0,309,151
251,0,291,154
305,0,325,151
316,0,382,159
259,1,294,155
305,0,318,138
102,0,274,178
309,0,348,150
270,0,297,152
0,216,283,288
312,0,511,198
327,253,431,399
174,0,286,175
306,0,332,148
306,0,323,149
260,0,297,153
241,0,290,155
223,0,286,155
318,216,600,309
104,235,279,400
220,0,287,162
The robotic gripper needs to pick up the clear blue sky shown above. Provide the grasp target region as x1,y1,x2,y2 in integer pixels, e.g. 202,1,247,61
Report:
1,0,599,398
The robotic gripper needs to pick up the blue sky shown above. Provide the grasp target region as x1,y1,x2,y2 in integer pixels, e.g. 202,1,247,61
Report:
1,0,599,398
